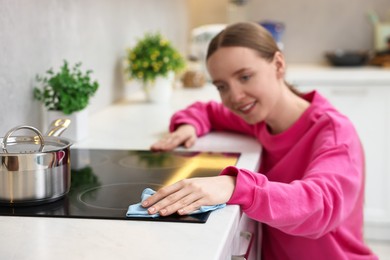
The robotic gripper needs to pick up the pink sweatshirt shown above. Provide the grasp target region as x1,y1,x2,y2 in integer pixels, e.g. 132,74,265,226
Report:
169,91,378,259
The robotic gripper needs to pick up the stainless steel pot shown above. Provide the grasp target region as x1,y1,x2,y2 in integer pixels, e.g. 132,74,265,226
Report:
0,119,72,206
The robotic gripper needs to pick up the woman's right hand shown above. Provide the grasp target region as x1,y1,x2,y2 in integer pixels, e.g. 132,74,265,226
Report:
150,124,197,151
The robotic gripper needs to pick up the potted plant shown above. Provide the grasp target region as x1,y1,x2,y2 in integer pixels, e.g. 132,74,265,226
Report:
33,60,99,141
126,32,185,103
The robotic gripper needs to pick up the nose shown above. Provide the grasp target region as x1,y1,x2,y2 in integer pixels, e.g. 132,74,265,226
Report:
228,84,246,103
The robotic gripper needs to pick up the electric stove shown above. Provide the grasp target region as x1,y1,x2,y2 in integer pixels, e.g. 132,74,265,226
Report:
0,148,240,223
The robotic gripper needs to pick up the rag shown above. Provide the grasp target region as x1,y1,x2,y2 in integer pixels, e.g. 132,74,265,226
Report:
126,188,225,218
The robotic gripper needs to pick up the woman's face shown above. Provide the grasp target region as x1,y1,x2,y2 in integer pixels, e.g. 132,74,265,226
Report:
206,46,285,125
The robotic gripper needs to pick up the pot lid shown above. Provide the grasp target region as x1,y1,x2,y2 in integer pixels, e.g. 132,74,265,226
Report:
0,123,72,154
1,136,71,154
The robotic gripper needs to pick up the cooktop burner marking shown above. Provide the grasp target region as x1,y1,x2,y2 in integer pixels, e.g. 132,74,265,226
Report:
78,182,163,210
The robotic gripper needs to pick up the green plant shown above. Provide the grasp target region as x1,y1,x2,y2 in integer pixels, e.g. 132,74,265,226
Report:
126,32,186,84
33,60,99,115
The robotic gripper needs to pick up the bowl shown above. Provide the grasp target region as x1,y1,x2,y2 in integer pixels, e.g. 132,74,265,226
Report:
325,50,370,67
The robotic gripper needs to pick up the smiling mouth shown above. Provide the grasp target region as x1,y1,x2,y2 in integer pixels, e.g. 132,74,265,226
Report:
238,101,256,113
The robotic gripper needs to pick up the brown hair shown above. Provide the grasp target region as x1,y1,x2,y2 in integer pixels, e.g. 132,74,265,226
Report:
206,22,300,95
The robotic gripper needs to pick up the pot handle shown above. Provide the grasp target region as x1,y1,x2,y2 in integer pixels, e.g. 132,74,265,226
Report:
2,126,45,153
45,119,71,137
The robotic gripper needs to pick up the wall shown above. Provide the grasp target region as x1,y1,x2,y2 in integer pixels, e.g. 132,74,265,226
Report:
0,0,188,135
188,0,390,63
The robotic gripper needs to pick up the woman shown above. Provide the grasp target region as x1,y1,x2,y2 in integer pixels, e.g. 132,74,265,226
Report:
144,22,378,259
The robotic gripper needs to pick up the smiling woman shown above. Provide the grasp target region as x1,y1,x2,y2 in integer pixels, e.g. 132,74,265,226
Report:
148,22,379,260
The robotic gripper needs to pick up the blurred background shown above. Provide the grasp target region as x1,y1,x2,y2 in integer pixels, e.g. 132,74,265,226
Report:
0,0,389,134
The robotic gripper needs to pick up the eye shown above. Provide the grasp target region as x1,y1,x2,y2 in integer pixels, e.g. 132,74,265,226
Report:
215,84,227,92
240,74,251,82
213,81,228,92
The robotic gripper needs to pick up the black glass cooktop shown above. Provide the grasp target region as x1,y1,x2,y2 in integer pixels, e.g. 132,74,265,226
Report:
0,149,240,223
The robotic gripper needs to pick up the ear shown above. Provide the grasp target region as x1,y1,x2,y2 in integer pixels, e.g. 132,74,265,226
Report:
273,51,286,79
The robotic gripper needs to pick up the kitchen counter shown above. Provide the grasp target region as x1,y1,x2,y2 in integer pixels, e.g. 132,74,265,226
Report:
0,84,262,260
286,64,390,86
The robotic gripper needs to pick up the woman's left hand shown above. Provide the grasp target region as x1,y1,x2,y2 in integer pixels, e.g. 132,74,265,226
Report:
142,175,236,216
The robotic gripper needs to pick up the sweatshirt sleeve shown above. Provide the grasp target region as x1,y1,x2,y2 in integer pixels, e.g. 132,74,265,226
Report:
220,144,363,239
169,101,254,136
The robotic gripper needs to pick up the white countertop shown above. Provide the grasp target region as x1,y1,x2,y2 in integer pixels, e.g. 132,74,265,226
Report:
0,85,261,260
286,64,390,86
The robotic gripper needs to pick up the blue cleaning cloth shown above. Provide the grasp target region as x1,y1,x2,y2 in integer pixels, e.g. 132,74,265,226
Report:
126,188,226,218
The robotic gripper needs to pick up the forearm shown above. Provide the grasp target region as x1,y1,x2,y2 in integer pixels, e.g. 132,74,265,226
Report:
220,165,362,239
169,101,255,136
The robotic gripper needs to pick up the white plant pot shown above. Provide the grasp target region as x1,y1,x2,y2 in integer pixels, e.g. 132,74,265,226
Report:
43,109,89,142
144,72,175,104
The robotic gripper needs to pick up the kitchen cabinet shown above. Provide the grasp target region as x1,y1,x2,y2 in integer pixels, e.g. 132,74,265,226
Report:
287,65,390,241
231,213,260,260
